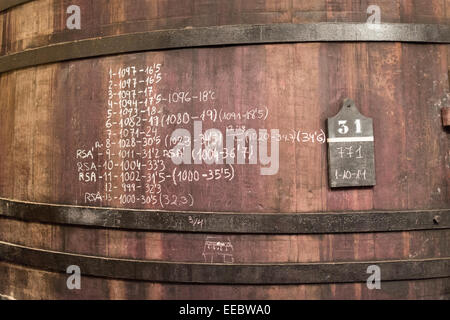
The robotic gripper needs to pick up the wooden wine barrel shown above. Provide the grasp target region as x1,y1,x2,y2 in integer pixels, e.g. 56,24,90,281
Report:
0,0,449,300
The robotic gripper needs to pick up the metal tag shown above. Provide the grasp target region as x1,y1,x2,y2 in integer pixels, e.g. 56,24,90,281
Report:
327,99,376,188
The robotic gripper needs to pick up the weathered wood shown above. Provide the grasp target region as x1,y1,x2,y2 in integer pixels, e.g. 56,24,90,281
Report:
443,108,450,126
2,23,450,74
0,0,33,12
0,260,448,300
1,43,447,212
1,198,449,234
1,240,449,285
1,215,449,264
1,0,450,56
0,0,448,300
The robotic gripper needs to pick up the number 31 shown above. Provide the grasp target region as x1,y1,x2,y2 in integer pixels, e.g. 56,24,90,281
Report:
338,119,362,134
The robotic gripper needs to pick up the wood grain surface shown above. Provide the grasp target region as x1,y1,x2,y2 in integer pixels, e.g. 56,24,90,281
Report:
0,0,448,300
0,43,447,212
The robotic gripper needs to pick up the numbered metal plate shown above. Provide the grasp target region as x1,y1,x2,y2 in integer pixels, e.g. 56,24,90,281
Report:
327,99,376,188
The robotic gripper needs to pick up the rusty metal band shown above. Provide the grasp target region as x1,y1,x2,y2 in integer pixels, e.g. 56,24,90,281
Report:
0,0,33,11
0,241,448,284
1,23,450,74
0,198,448,234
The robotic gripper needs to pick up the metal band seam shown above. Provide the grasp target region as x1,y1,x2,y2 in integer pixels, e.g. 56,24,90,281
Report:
0,241,448,284
1,23,450,74
0,198,448,234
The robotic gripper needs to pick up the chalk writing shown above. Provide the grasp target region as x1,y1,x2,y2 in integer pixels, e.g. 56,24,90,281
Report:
75,63,327,208
202,236,234,264
327,99,376,188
